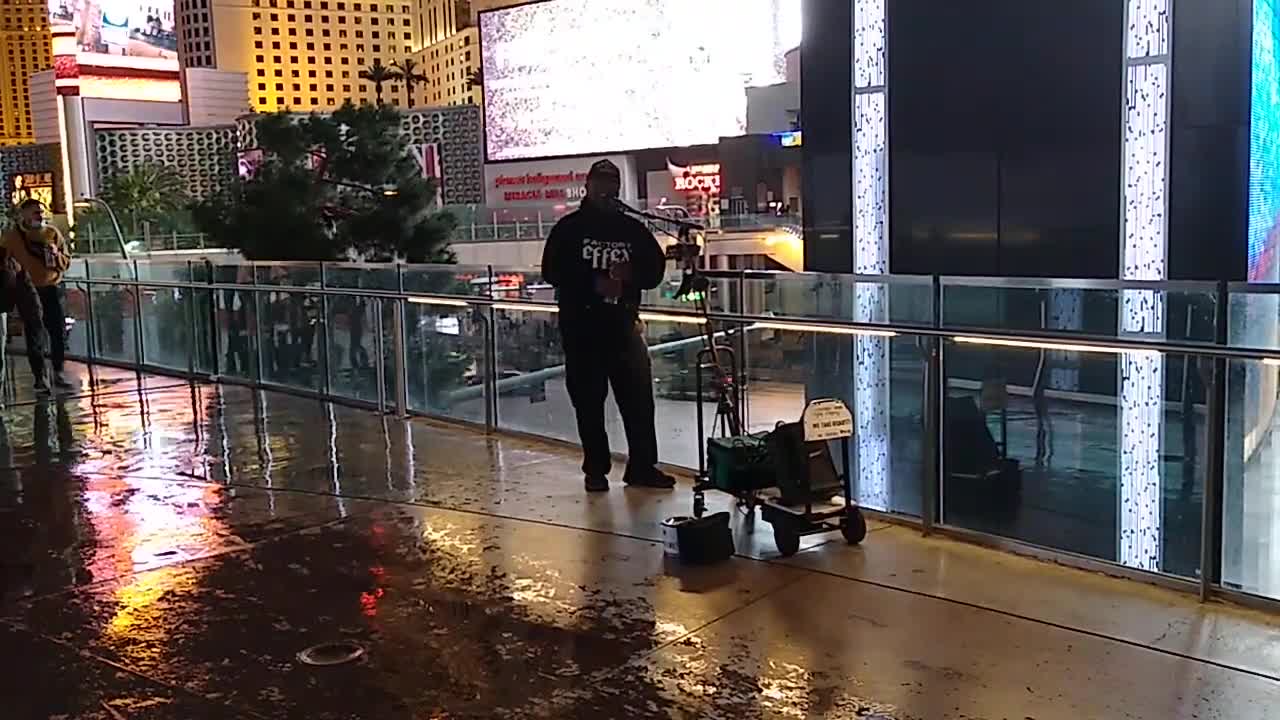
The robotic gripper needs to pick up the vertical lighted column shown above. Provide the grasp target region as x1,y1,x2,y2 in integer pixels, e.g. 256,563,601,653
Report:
51,27,91,214
1119,0,1171,571
852,0,890,509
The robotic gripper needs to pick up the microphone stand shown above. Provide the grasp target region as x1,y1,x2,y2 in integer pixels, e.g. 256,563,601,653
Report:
614,199,743,517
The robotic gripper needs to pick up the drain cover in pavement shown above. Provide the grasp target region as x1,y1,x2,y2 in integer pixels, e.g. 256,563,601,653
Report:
296,641,366,667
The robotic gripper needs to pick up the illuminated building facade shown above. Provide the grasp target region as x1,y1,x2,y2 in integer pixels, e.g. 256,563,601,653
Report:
193,0,428,111
411,25,478,108
0,0,52,147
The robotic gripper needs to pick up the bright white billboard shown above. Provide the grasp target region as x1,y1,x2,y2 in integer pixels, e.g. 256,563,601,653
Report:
49,1,178,63
480,0,801,161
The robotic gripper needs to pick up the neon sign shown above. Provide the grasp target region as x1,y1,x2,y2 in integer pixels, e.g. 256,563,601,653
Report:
670,162,721,193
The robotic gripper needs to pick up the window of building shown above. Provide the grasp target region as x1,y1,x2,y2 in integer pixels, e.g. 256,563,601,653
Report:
253,26,262,34
256,54,265,61
276,82,284,90
326,83,334,91
293,96,301,104
258,82,266,90
257,68,266,76
310,97,319,106
258,97,267,105
255,40,263,49
276,97,284,105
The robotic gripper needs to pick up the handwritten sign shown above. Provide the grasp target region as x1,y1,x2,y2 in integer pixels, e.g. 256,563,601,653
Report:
802,399,853,442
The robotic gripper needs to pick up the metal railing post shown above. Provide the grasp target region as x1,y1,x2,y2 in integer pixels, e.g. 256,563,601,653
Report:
1200,280,1229,602
925,274,944,534
206,260,221,378
131,260,145,375
392,299,408,417
374,299,387,413
82,262,100,390
185,260,196,375
485,264,497,432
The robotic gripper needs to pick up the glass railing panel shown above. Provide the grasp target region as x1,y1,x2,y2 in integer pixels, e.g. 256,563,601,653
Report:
1227,287,1280,352
740,321,927,516
1223,356,1280,600
85,258,134,281
941,337,1205,579
325,294,382,403
643,269,739,314
63,257,88,280
404,300,488,423
942,278,1220,344
210,262,253,286
189,287,218,375
254,262,322,288
323,263,399,292
64,281,91,360
214,287,259,381
488,266,550,302
638,312,717,470
90,285,139,365
401,264,490,297
739,273,935,327
491,305,589,447
135,260,194,284
256,290,324,392
138,285,194,372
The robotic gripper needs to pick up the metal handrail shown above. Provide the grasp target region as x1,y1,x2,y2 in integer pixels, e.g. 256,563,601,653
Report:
63,259,1280,361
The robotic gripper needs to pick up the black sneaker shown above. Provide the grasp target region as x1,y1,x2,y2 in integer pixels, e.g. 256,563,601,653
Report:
53,373,74,391
623,468,677,489
584,474,610,492
33,377,49,394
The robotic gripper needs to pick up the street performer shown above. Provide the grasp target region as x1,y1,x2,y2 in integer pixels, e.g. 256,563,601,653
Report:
541,160,675,492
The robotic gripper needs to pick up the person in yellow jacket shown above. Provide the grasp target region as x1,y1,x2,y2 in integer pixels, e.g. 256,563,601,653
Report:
2,199,72,391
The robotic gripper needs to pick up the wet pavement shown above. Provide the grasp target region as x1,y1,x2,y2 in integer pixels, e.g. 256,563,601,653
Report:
2,364,1280,719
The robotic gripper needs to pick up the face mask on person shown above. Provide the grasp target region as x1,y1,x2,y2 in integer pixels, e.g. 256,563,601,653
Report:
23,217,45,231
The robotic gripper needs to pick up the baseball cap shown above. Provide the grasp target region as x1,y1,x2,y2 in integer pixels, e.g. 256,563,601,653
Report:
587,159,621,180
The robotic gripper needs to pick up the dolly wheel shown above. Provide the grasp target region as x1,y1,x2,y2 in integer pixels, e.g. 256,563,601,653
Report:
773,521,801,557
841,509,867,545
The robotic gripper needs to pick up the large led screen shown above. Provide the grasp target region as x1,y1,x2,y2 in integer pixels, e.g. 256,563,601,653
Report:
48,1,178,64
480,0,801,161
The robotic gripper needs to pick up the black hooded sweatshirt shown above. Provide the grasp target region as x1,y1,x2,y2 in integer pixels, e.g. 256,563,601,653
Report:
541,198,666,329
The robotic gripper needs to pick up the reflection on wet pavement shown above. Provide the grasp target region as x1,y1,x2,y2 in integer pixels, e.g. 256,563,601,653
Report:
2,363,1279,719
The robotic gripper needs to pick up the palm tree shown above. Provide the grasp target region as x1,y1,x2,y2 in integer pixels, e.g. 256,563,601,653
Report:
359,59,401,106
100,162,191,237
393,58,428,109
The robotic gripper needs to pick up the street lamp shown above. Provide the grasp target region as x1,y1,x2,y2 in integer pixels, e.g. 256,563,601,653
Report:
72,197,129,261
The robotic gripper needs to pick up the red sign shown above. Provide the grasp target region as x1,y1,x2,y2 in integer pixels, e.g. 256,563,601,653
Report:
669,162,721,194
